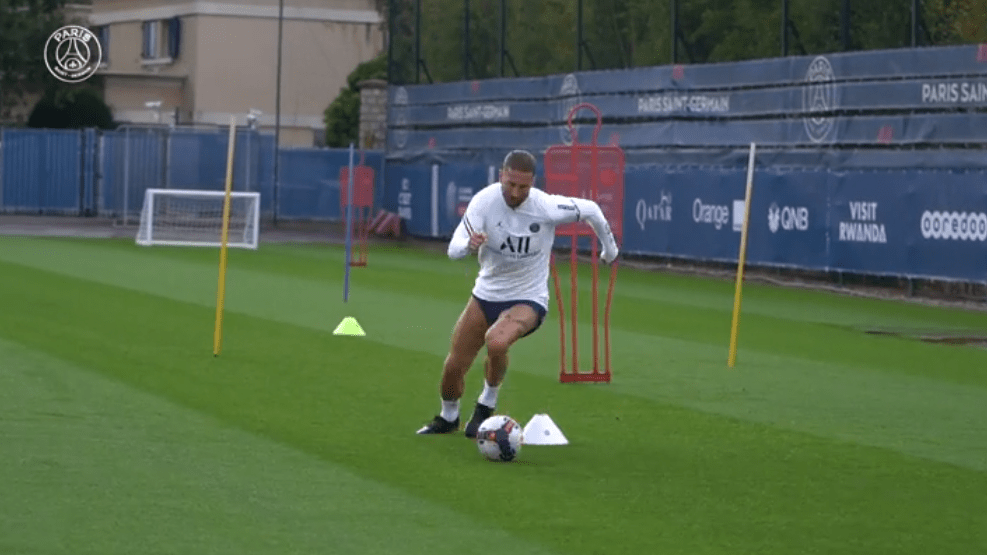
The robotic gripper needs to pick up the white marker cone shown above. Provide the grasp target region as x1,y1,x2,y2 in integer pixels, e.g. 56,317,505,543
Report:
522,413,568,445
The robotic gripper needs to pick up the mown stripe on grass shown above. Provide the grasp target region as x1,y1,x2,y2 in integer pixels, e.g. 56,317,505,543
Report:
588,327,987,471
2,260,987,555
0,341,562,555
3,238,986,472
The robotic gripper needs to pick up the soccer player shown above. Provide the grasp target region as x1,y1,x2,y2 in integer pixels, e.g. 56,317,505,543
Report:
417,149,619,437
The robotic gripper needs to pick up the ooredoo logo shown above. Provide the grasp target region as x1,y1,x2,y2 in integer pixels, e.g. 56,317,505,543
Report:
44,25,102,83
920,211,987,241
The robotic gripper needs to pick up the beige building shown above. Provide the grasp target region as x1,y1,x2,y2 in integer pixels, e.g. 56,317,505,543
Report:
90,0,384,145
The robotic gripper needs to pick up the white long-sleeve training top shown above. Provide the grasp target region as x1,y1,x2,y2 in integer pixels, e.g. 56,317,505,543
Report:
448,182,619,310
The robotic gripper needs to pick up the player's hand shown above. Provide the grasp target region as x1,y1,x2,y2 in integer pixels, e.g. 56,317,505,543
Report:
462,215,485,253
468,232,487,252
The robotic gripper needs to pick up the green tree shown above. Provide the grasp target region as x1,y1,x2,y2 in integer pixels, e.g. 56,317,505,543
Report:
705,0,786,61
581,0,633,69
27,84,113,129
419,0,463,82
465,0,502,79
323,53,387,148
0,0,69,121
924,0,987,44
851,0,914,50
388,0,420,85
400,0,578,82
383,0,987,84
621,0,674,68
506,0,577,76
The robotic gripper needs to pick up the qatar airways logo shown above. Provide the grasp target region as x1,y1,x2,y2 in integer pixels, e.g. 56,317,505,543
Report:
635,192,672,230
921,211,987,241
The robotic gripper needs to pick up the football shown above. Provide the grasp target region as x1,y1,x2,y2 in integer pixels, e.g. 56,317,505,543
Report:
475,415,524,462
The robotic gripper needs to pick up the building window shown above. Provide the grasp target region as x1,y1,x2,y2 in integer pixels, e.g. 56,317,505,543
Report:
141,20,158,59
96,25,109,65
142,18,181,62
167,17,182,59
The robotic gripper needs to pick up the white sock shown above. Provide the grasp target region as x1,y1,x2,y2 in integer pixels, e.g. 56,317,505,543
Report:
440,399,460,422
477,381,500,409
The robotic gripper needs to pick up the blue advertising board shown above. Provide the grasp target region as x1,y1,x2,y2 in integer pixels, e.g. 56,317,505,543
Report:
830,171,987,281
744,170,831,270
391,111,987,153
388,44,987,157
383,161,987,283
381,44,987,282
398,79,987,127
383,162,438,237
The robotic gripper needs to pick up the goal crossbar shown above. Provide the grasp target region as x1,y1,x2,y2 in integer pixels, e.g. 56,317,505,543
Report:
136,188,261,249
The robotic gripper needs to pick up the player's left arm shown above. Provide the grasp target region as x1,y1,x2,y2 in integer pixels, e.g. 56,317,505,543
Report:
544,194,619,263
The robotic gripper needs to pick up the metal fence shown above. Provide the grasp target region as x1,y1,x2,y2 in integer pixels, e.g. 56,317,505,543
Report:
0,128,94,214
0,126,384,223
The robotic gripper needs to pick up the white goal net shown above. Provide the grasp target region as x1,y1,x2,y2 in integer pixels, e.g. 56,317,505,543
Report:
136,188,261,249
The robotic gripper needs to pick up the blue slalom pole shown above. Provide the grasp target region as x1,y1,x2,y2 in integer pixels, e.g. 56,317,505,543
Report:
343,143,355,302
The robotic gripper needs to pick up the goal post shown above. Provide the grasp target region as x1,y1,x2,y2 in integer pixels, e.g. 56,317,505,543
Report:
135,188,261,249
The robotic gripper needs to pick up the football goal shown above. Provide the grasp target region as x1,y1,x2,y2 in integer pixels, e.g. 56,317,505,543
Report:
136,188,261,249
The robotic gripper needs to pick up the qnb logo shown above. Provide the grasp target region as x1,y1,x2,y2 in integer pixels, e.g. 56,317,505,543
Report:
692,198,730,230
767,203,809,233
920,211,987,241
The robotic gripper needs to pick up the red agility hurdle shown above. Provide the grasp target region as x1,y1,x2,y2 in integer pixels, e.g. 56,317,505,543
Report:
546,103,624,383
339,154,376,267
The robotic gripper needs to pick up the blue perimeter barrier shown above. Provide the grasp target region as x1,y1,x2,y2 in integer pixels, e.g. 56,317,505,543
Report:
0,126,384,222
4,46,986,284
388,45,987,152
382,45,987,284
383,159,987,283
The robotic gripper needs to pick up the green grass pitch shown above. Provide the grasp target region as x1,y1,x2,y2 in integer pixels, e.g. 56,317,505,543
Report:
1,235,985,554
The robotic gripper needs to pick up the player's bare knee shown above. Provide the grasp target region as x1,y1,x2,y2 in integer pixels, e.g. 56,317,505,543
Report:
443,353,472,376
484,332,512,358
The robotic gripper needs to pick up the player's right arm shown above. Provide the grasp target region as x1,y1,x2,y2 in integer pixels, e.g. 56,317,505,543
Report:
447,195,487,259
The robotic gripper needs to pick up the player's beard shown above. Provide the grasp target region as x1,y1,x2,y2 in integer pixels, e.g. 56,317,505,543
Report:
504,192,525,208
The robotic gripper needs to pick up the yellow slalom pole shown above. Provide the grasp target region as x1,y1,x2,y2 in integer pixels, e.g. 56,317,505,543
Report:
213,117,237,356
728,142,757,368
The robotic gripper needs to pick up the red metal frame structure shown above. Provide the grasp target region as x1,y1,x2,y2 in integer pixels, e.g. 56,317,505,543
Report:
339,154,376,267
546,103,624,383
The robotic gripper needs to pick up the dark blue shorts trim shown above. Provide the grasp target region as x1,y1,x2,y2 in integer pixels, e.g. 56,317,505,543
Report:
472,295,547,337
